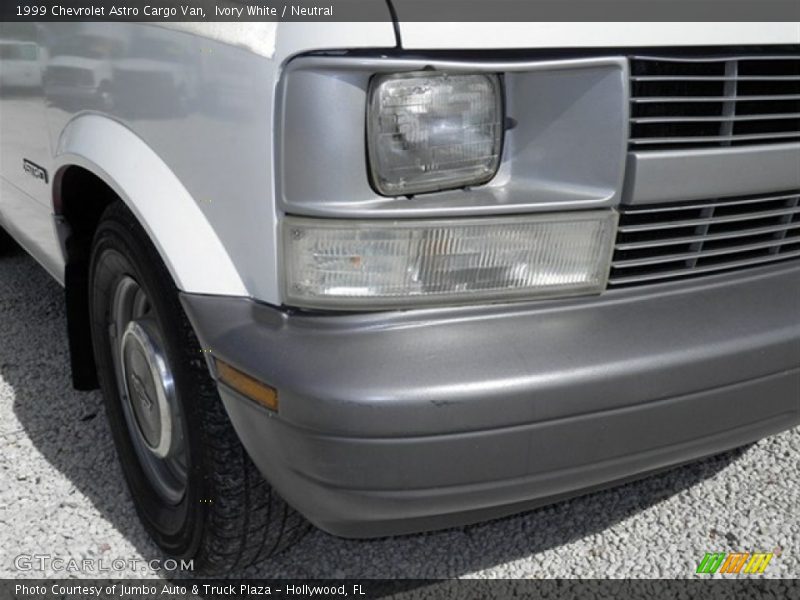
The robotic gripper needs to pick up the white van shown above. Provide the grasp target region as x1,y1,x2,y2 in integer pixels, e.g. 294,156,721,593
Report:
0,39,41,88
1,20,798,573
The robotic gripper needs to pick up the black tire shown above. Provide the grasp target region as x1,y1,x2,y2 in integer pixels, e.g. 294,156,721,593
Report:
0,225,16,255
88,201,308,573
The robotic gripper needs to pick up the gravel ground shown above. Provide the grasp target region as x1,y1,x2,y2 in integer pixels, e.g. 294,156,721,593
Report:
0,245,798,580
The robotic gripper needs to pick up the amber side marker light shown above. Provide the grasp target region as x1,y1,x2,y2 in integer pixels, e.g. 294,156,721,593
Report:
216,359,279,412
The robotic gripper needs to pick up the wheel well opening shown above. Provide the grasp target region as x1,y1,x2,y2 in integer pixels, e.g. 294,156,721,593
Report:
58,166,119,391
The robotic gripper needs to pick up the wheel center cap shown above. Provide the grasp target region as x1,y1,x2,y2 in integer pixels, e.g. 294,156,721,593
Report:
130,372,153,412
121,320,176,459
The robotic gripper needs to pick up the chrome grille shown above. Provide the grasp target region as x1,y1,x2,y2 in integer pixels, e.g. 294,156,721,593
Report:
629,55,800,149
609,191,800,286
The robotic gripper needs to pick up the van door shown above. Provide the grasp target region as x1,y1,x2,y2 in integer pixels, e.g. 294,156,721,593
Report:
0,22,63,280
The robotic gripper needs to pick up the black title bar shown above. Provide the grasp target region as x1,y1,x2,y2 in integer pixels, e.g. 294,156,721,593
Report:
1,0,799,22
5,579,800,599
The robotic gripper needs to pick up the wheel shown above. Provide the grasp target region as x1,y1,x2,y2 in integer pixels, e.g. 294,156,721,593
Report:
88,201,307,572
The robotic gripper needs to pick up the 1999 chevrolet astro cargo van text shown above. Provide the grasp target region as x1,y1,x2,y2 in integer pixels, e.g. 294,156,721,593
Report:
0,19,798,572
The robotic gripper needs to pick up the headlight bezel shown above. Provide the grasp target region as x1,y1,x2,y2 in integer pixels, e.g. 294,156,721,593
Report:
366,70,506,198
277,55,627,220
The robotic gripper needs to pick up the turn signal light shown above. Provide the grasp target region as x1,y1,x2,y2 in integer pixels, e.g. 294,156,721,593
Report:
216,360,278,412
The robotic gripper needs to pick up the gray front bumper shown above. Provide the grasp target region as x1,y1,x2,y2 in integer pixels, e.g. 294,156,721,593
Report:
181,263,800,537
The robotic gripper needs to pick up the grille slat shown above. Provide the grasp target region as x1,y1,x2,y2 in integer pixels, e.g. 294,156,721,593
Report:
617,205,800,233
631,94,800,103
616,221,800,250
613,237,796,268
631,113,800,124
609,191,800,287
629,131,800,145
632,76,800,82
629,55,800,149
610,250,800,285
619,192,800,214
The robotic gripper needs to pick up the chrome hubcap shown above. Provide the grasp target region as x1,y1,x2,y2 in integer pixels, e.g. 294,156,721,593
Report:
110,276,187,504
121,321,174,458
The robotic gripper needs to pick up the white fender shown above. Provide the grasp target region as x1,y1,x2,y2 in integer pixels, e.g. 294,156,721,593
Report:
53,114,247,297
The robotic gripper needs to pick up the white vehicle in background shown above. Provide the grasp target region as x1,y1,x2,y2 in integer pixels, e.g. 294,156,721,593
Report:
0,40,41,88
0,19,798,574
43,33,120,109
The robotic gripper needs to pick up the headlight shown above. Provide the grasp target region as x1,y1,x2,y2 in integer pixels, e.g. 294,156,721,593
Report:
282,211,617,310
367,71,503,196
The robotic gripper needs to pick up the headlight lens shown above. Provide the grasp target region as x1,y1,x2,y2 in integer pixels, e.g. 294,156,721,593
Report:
282,212,617,310
367,72,503,196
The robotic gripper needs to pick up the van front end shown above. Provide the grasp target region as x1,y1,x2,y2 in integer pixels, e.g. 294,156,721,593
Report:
183,46,800,536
